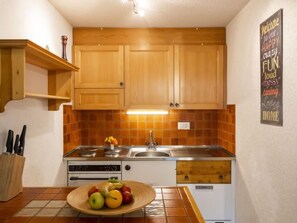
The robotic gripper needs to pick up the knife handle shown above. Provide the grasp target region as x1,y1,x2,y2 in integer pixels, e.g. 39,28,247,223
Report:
14,134,20,154
6,130,14,154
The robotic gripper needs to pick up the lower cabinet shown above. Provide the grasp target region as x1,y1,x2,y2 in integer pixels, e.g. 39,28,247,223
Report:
122,161,176,186
176,160,235,223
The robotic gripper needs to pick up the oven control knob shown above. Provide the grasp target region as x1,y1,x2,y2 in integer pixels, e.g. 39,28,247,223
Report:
125,165,131,171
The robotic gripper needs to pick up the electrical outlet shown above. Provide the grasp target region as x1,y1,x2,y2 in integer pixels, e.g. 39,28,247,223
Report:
178,122,190,130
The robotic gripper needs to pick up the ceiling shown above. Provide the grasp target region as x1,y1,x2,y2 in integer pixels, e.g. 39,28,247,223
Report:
48,0,250,28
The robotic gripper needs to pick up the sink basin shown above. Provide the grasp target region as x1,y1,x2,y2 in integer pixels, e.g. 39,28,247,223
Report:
134,151,171,157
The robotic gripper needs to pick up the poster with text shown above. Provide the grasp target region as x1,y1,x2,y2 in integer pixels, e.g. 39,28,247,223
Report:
260,9,283,126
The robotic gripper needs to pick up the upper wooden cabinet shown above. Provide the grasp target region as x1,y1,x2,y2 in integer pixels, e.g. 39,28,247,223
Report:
125,45,174,109
73,45,125,109
74,45,124,88
0,39,79,113
174,45,226,109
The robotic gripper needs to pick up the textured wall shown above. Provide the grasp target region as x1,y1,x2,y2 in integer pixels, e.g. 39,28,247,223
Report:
227,0,297,222
0,0,72,186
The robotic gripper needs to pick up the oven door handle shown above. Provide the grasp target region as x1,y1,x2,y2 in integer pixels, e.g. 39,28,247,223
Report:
69,176,119,181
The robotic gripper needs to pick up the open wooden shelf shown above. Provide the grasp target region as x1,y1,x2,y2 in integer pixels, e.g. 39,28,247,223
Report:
0,39,79,112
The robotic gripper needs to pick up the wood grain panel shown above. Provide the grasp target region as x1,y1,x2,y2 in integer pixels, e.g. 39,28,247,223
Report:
74,89,124,110
176,160,231,184
74,45,124,88
73,28,226,45
125,45,174,109
175,45,226,109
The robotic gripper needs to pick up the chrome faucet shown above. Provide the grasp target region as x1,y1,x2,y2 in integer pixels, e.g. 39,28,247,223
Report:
147,130,157,150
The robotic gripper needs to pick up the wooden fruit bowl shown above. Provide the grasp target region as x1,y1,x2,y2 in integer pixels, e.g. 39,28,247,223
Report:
67,181,156,216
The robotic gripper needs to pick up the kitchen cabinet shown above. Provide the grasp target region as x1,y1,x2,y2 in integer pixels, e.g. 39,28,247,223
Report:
174,45,226,109
122,160,176,186
73,45,124,109
0,39,78,112
177,160,235,223
73,44,226,110
125,45,174,109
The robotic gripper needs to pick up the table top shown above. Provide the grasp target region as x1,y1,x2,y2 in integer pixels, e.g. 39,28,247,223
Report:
0,186,205,223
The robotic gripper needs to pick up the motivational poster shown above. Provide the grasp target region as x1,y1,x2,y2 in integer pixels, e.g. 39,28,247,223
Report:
260,9,283,126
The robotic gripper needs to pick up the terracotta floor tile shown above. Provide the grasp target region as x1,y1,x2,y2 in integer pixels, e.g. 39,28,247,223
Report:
155,194,163,200
26,200,50,208
0,199,30,208
57,207,79,217
35,194,56,200
43,188,62,194
123,209,144,217
145,207,165,216
46,200,67,208
163,193,180,200
53,193,69,200
165,208,187,217
167,216,190,223
162,188,179,194
28,216,54,223
36,208,61,217
145,216,167,223
51,217,75,223
101,216,123,223
5,216,32,223
22,188,46,194
73,217,99,223
122,217,146,223
14,208,41,217
164,200,183,208
146,200,164,208
0,207,21,218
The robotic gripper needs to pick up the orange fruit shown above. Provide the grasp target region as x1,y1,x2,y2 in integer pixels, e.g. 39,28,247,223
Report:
105,190,122,208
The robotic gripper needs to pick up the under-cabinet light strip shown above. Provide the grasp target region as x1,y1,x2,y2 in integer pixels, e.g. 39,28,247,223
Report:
126,110,168,115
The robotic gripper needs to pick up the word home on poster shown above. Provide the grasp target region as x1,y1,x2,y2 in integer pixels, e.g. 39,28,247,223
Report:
260,9,283,126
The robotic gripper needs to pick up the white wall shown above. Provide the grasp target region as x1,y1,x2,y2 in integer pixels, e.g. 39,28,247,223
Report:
227,0,297,222
0,0,73,186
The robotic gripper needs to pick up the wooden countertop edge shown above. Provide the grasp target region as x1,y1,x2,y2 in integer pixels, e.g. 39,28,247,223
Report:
183,186,205,223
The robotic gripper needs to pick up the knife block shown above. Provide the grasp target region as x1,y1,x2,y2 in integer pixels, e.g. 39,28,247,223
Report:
0,154,25,201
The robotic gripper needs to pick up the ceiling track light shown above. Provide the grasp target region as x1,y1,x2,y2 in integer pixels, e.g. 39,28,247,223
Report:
122,0,145,16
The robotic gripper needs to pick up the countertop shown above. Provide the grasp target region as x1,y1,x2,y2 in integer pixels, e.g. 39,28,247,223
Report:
0,186,205,223
64,145,235,161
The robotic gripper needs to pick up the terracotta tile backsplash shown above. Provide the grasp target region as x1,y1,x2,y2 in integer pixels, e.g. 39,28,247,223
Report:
63,105,236,155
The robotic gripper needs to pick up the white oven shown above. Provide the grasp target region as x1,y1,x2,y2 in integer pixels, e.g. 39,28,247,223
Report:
67,161,122,187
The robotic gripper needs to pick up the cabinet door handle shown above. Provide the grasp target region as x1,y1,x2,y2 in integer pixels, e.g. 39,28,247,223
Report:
184,175,189,181
120,82,124,87
170,102,174,107
175,103,180,107
195,185,213,190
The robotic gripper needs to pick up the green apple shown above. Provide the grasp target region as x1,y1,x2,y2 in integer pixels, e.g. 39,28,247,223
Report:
88,192,105,209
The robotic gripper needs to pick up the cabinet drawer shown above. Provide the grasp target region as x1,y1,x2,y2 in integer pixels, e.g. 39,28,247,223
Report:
176,161,231,184
74,89,124,110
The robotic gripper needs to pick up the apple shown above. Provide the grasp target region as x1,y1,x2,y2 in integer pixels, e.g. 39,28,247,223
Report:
121,191,133,204
88,186,99,197
88,192,105,209
120,185,131,193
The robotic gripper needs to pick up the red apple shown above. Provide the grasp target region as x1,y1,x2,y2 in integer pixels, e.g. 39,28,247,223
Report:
120,185,131,193
121,191,133,204
88,186,99,197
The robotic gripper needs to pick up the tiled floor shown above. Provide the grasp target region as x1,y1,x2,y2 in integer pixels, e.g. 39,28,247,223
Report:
0,187,202,223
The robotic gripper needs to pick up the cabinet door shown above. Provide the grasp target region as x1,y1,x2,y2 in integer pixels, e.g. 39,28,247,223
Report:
74,45,124,88
178,184,234,222
74,89,124,110
125,45,174,109
122,161,176,186
175,45,225,109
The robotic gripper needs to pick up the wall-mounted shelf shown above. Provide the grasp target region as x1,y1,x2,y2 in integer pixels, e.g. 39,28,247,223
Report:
0,39,79,112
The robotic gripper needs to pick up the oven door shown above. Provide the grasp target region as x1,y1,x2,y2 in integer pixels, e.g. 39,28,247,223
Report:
68,173,122,187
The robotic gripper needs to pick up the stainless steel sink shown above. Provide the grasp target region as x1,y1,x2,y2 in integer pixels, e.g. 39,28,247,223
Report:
134,151,171,157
